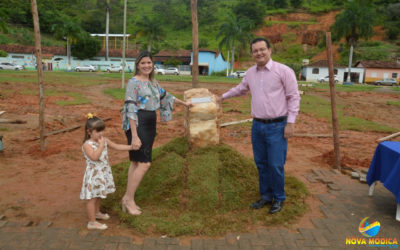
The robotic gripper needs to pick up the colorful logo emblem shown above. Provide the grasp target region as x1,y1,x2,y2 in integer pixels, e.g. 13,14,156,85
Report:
359,217,380,237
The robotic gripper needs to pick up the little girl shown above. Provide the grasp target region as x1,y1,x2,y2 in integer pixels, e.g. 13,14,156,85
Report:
80,114,133,230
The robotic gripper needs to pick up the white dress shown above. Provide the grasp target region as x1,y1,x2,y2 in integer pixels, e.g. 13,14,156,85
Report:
80,140,116,200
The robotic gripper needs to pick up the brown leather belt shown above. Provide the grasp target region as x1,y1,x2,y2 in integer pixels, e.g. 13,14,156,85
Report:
253,116,286,124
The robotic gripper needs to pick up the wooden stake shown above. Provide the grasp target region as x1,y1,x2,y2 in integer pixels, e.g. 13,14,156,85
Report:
31,0,45,151
191,0,199,88
326,32,341,171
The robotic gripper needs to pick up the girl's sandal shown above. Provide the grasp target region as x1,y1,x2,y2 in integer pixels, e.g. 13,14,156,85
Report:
87,221,108,230
95,212,110,220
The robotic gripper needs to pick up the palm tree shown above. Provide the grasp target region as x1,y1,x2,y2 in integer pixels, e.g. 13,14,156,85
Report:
331,0,375,82
217,13,252,75
134,16,164,52
52,15,84,70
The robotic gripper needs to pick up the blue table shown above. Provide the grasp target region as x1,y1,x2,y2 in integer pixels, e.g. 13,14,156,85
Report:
367,141,400,221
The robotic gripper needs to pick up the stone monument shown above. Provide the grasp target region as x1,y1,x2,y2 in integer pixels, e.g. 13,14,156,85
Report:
184,88,220,147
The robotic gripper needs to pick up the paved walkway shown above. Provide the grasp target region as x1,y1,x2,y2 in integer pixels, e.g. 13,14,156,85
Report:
1,170,399,249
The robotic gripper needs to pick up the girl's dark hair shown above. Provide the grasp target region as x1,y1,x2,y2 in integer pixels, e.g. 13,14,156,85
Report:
134,50,155,82
83,117,105,142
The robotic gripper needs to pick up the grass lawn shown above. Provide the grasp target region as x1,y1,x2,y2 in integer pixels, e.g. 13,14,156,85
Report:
103,137,309,236
300,95,396,133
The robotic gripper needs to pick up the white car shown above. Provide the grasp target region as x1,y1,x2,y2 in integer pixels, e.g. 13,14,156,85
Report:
75,65,96,72
0,62,24,70
154,65,165,75
234,71,246,78
105,65,122,73
164,67,180,75
318,75,339,83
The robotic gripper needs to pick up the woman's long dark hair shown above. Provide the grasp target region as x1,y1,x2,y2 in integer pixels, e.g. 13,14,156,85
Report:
134,51,155,82
83,117,105,143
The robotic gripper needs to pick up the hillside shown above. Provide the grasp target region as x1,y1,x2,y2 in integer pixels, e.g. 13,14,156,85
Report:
1,0,399,69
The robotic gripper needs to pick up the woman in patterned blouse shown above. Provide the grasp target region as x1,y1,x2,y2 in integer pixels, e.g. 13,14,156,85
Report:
121,51,190,215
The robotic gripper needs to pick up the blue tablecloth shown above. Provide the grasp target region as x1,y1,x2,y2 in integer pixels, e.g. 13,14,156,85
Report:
367,141,400,204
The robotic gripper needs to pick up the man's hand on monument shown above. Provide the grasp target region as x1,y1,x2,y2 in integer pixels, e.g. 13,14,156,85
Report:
216,96,223,106
284,123,294,139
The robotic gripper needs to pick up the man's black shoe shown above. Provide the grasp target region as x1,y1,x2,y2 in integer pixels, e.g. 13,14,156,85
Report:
269,200,283,214
250,199,272,209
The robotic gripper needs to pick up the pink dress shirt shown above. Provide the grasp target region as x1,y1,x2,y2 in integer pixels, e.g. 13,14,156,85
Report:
222,59,300,123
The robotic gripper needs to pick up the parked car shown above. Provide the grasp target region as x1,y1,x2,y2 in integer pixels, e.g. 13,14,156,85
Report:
75,65,96,72
318,75,339,83
105,65,122,73
164,67,180,75
234,71,246,78
0,62,24,70
373,78,398,86
154,65,165,75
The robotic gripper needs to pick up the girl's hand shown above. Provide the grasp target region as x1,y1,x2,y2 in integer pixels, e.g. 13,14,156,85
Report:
99,136,105,147
131,136,142,150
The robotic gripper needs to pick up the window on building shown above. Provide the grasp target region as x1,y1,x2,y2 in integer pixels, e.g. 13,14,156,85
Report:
126,59,135,62
12,55,24,59
54,58,63,61
371,72,377,77
111,59,120,62
334,69,338,74
392,73,398,78
312,68,319,74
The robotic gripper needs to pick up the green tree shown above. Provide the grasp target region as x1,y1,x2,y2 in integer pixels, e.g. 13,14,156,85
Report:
331,0,376,82
383,3,400,40
217,13,253,74
71,33,101,59
52,15,85,70
133,16,164,52
233,0,266,29
0,9,8,33
290,0,303,8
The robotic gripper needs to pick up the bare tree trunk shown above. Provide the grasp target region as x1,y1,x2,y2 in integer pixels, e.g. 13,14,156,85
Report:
31,0,45,151
346,43,353,82
105,3,110,61
66,38,71,70
191,0,199,88
326,32,341,171
121,0,127,89
231,46,235,75
147,42,151,52
226,50,229,77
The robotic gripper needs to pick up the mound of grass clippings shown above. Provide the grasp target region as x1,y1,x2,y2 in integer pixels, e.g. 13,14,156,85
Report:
103,137,309,236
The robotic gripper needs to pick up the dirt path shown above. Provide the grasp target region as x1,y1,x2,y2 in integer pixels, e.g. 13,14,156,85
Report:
0,80,398,241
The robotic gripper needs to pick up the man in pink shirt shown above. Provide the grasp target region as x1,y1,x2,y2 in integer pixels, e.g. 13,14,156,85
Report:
220,37,300,214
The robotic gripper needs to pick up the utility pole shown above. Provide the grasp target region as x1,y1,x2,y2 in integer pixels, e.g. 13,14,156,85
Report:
30,0,45,151
326,32,341,171
105,0,110,61
191,0,199,88
121,0,127,89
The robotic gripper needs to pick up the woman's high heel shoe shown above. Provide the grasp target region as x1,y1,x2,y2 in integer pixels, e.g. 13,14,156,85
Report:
122,201,142,215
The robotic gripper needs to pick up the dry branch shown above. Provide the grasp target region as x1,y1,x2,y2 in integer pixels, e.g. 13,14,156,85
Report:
31,117,111,141
0,119,27,124
376,132,400,143
221,118,253,127
294,133,348,138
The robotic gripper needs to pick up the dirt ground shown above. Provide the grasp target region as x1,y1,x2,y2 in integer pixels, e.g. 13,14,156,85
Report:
0,79,399,243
